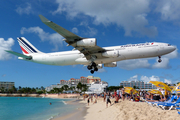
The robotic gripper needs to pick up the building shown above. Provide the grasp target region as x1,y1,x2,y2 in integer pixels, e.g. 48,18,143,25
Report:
46,76,102,92
120,81,157,89
0,81,15,91
45,84,63,92
60,76,101,87
86,81,108,94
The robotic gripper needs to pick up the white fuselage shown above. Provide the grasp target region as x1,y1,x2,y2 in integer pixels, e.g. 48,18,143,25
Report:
20,42,176,66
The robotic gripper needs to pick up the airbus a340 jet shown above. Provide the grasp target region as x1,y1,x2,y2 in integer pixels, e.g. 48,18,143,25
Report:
6,15,176,74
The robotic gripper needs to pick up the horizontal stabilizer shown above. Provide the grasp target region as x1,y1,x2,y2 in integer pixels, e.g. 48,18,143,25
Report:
5,50,32,60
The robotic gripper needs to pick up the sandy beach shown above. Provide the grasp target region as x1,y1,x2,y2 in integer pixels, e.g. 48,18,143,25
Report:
55,97,180,120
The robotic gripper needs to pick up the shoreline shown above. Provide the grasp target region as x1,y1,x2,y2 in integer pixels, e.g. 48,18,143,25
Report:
52,98,87,120
0,93,80,98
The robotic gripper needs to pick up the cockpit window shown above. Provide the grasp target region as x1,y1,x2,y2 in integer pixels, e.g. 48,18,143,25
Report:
168,44,171,46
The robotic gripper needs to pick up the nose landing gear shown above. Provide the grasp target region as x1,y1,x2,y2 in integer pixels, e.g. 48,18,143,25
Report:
158,56,162,63
87,62,98,74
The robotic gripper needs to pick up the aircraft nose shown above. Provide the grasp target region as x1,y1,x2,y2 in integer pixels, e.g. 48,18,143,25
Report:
171,46,176,52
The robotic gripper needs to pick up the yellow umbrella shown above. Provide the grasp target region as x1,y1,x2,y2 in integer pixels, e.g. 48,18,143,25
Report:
124,87,133,94
172,83,180,94
124,87,133,90
124,87,138,95
148,89,162,95
133,89,138,94
149,81,171,92
169,86,175,90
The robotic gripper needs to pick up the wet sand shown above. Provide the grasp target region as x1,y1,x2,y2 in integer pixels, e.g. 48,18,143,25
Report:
52,99,87,120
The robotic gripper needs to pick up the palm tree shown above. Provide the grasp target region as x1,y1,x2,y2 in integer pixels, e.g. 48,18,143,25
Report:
63,85,69,91
12,86,17,93
0,87,5,93
82,84,89,92
77,82,82,92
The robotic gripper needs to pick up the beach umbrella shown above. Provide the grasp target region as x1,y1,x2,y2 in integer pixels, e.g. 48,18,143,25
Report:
148,89,162,95
133,89,138,94
124,87,133,94
172,83,180,94
169,86,175,90
124,87,138,95
124,87,133,90
149,81,171,92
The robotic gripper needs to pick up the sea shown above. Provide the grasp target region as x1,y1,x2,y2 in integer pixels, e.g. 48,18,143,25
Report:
0,97,80,120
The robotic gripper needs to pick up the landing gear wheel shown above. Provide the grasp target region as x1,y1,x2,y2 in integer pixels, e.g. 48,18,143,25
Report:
94,67,98,71
87,65,92,70
92,62,96,67
158,59,162,63
90,70,94,74
158,56,162,63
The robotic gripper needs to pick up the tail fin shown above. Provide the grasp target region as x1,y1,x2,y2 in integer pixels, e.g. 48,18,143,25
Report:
17,37,42,54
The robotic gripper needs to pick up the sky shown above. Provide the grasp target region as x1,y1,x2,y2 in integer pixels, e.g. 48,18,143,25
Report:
0,0,180,88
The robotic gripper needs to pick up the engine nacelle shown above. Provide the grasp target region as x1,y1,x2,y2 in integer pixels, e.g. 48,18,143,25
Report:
104,62,117,67
97,64,103,69
76,38,96,47
102,51,119,58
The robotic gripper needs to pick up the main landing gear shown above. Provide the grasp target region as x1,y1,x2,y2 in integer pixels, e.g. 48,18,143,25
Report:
158,56,162,63
87,62,98,74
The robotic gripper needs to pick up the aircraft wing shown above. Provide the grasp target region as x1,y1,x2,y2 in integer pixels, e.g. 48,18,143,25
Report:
5,50,32,60
39,15,106,60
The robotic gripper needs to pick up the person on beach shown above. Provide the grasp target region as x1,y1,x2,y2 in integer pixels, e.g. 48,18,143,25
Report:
122,89,125,101
114,90,117,98
93,98,97,104
119,88,122,99
116,89,119,98
114,94,119,103
83,94,85,101
91,94,93,103
104,92,106,102
87,95,90,106
106,92,111,107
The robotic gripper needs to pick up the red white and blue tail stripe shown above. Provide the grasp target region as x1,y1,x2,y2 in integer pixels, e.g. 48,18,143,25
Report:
17,37,41,54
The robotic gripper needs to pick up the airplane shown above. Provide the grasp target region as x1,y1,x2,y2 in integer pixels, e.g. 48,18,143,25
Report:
6,15,176,74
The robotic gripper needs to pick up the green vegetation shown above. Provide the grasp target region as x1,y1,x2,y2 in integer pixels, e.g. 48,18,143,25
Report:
106,85,123,91
0,86,45,94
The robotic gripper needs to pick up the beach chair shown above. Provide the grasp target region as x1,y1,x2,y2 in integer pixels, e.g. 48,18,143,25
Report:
176,107,180,114
147,95,176,107
153,96,177,107
158,97,180,110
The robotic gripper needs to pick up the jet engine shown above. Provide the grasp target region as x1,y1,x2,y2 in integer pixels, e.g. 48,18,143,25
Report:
104,62,117,67
102,51,119,58
97,64,103,69
76,38,96,47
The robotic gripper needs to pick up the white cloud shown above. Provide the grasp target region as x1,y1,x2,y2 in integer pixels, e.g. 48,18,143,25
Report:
164,79,172,84
117,59,150,70
155,0,180,21
16,3,32,15
20,27,64,51
128,75,138,81
72,27,78,34
0,38,14,60
140,75,160,82
53,0,157,37
79,22,98,36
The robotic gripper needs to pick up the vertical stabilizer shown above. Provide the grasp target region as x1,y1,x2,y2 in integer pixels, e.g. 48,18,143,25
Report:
17,37,42,54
